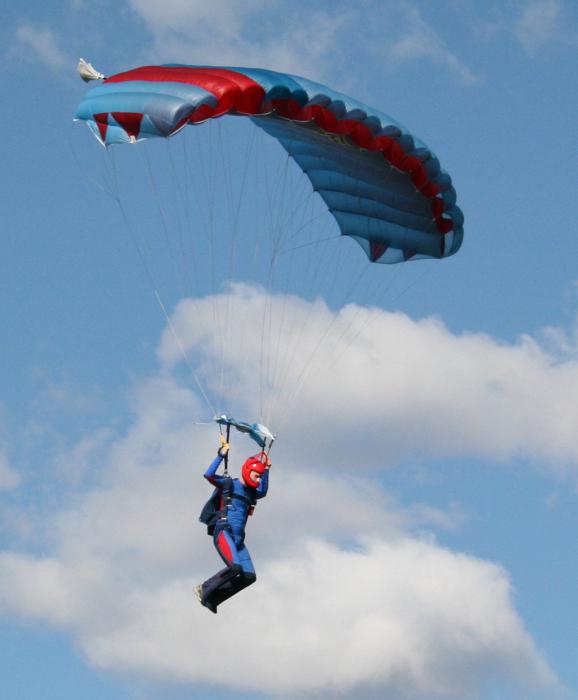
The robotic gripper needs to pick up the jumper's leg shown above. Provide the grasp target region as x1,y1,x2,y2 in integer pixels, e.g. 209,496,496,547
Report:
200,527,257,611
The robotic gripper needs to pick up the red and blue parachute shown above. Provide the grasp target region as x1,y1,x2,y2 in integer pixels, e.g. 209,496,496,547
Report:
75,64,463,265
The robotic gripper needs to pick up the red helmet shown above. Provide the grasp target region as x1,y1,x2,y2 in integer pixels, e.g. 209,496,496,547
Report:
241,453,268,488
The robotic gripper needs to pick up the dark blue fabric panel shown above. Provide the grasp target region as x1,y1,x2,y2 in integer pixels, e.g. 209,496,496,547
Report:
334,211,444,259
302,170,433,217
320,191,439,234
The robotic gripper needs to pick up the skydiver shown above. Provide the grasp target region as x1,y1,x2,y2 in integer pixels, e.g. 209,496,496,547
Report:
195,435,271,613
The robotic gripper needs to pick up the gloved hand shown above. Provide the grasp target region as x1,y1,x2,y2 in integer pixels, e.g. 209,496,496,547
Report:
218,434,230,457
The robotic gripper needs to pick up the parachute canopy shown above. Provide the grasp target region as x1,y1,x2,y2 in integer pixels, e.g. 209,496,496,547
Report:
75,64,463,264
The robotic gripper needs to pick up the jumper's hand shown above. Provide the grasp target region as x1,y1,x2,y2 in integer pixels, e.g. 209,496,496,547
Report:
218,434,230,457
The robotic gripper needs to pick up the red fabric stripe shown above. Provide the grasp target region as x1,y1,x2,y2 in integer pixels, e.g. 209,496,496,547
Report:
350,122,373,148
217,531,233,565
400,155,422,174
431,199,444,218
299,104,324,122
106,66,265,115
436,217,453,234
370,240,388,262
188,104,215,124
94,113,108,142
411,165,429,190
386,141,405,169
369,134,394,156
420,182,440,197
332,118,359,135
267,97,303,119
111,112,143,139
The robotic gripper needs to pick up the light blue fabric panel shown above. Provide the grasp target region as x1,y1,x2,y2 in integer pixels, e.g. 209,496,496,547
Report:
78,80,217,105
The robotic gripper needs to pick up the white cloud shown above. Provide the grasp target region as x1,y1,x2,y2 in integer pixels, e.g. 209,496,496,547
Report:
0,475,556,698
126,0,478,86
127,0,346,79
53,428,113,485
129,0,267,37
0,334,561,698
7,540,551,699
389,6,480,85
160,284,578,475
15,24,68,71
515,0,561,53
481,1,578,55
35,375,97,415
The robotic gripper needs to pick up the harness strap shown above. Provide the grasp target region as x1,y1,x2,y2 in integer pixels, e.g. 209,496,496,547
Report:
223,423,231,476
218,477,233,521
218,477,257,519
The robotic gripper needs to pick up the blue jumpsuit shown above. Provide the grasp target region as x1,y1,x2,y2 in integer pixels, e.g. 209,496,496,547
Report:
200,454,269,611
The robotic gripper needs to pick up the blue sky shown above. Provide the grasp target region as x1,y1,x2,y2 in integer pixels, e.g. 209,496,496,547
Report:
1,1,577,699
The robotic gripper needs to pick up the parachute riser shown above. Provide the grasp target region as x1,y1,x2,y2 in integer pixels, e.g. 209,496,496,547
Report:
263,437,275,458
223,423,231,476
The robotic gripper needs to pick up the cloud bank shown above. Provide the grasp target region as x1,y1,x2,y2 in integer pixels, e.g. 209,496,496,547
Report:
125,0,478,85
127,0,347,79
389,6,480,85
0,286,568,698
0,441,557,698
15,24,69,70
161,284,578,475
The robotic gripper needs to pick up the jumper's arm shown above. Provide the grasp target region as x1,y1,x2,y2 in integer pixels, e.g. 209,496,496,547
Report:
204,454,225,487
